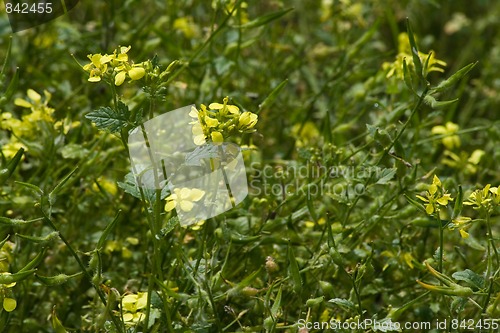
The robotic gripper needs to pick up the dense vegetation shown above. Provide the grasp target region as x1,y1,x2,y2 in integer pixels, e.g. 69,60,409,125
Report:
1,1,499,332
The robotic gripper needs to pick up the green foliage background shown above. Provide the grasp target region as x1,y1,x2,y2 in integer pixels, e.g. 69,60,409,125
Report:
0,0,499,332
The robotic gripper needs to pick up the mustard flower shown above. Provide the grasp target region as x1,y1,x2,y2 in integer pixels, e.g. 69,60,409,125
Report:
464,184,493,211
238,112,258,132
82,53,112,82
165,188,205,213
449,216,472,238
441,149,484,174
431,122,461,149
114,64,146,86
383,32,446,80
416,175,453,215
121,292,147,326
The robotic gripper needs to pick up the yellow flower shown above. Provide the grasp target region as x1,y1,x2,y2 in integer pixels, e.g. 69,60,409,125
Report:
114,65,146,86
173,16,201,39
383,33,446,80
238,112,258,131
83,53,112,82
121,292,148,325
431,122,461,149
464,184,493,210
416,175,453,215
165,188,205,213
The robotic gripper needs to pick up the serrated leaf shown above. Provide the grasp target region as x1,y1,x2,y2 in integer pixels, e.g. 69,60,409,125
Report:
376,168,397,184
328,298,356,311
452,269,485,289
86,106,129,133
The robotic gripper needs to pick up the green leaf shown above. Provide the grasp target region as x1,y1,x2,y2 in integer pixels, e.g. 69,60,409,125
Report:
59,144,89,159
235,8,294,29
97,210,121,249
287,242,302,294
271,286,282,317
452,185,463,219
329,298,356,312
51,306,68,333
2,68,19,106
406,19,423,80
402,58,414,93
49,167,78,199
306,296,324,307
19,249,46,272
258,79,288,112
85,106,129,133
0,147,24,185
0,36,12,76
376,168,397,184
452,269,485,289
432,62,477,93
15,181,43,196
404,194,426,214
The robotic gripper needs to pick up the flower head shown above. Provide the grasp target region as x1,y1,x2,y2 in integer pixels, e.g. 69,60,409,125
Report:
431,122,461,150
121,292,148,326
165,188,205,213
416,175,453,215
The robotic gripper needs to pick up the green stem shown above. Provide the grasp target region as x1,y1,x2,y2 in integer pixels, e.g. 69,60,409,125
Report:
438,215,444,273
41,213,124,333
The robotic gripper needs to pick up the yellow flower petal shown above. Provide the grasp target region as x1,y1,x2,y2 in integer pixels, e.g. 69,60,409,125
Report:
27,89,41,103
129,67,146,81
189,189,205,202
3,298,16,312
115,71,127,86
459,229,469,238
179,200,194,212
425,204,434,215
14,98,32,108
165,200,176,212
211,131,224,144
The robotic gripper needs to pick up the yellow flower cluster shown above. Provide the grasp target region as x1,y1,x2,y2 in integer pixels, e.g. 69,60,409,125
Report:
450,185,499,238
0,242,16,312
121,292,148,326
383,32,446,80
189,97,258,146
1,89,79,158
416,175,453,215
82,46,146,86
431,121,485,174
